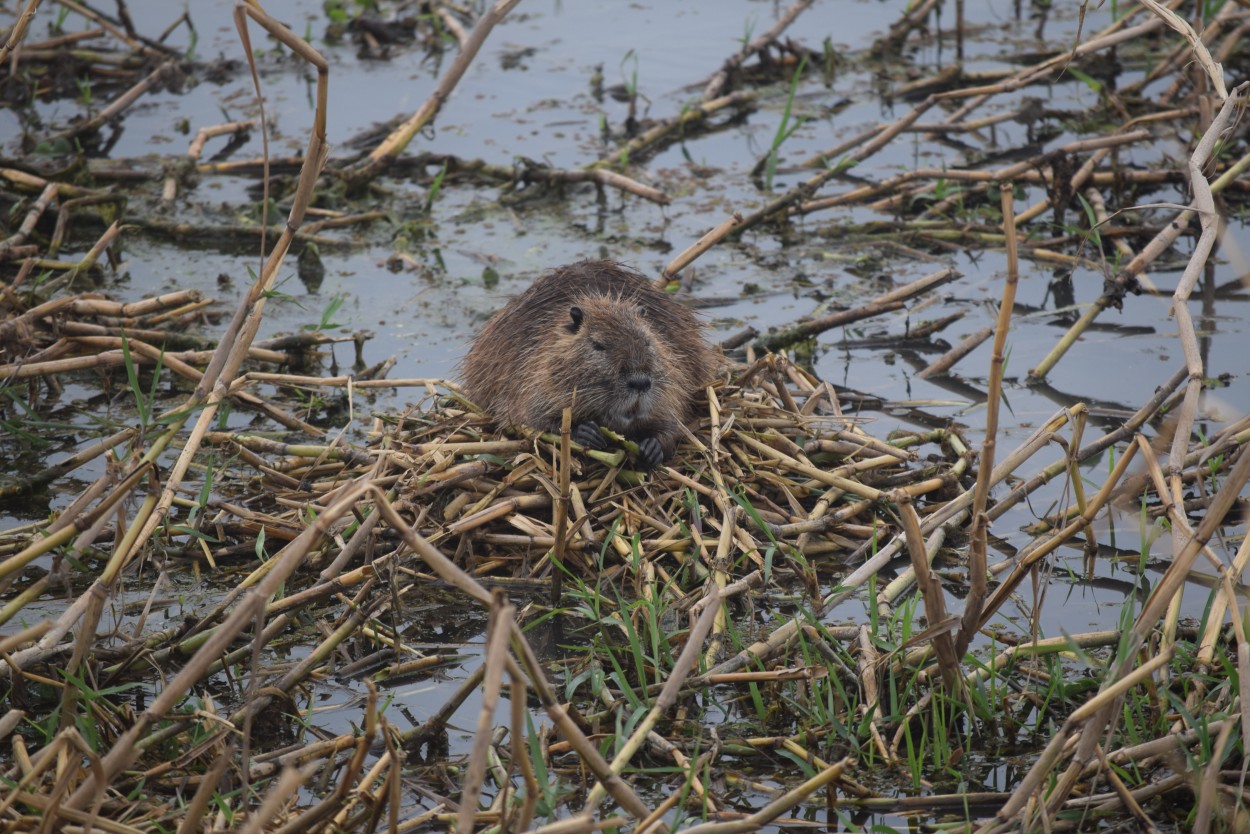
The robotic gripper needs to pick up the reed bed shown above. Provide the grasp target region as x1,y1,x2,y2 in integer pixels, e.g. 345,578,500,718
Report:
1,326,1245,832
1,0,1249,831
6,342,1245,833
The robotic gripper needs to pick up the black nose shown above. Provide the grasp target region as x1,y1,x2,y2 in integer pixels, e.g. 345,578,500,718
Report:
625,374,652,393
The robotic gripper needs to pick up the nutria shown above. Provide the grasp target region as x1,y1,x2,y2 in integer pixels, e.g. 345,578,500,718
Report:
460,260,718,468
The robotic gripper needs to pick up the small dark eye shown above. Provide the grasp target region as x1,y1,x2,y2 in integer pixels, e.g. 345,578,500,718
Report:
591,340,606,351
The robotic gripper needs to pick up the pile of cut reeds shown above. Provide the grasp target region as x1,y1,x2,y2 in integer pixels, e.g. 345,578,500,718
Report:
247,354,955,591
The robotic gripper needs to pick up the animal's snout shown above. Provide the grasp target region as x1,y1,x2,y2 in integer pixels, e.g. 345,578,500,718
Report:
625,374,652,393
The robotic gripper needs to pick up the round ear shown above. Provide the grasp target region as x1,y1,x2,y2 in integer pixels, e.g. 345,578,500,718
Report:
567,305,584,333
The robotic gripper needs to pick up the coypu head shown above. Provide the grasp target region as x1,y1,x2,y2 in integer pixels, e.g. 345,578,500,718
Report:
461,259,716,466
543,294,679,434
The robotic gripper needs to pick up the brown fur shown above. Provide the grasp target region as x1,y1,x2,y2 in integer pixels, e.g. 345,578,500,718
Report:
460,260,718,460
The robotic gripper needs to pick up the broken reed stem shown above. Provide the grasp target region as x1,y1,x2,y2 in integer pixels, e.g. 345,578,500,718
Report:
704,508,733,665
754,266,960,352
674,756,852,834
939,132,1146,224
916,324,992,379
984,367,1186,531
955,184,1019,657
1083,186,1140,276
1167,85,1247,482
0,182,57,254
898,500,961,693
551,407,572,608
164,119,257,202
54,0,173,57
802,4,1165,177
702,0,813,101
49,61,177,142
349,0,521,184
0,0,40,66
456,594,514,834
660,211,744,286
1140,0,1228,99
592,90,757,171
541,166,671,203
0,461,152,587
509,672,540,833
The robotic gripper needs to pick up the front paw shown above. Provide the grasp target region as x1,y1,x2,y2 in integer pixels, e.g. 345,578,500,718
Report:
638,437,664,469
573,421,608,450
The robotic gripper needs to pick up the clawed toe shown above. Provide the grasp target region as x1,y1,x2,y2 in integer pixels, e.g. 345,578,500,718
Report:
573,423,665,468
573,421,608,450
638,437,664,469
